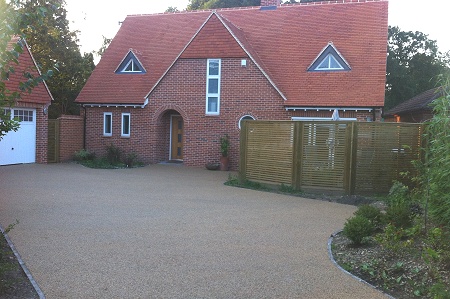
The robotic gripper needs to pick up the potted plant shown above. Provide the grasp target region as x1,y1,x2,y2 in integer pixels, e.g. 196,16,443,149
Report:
219,134,230,171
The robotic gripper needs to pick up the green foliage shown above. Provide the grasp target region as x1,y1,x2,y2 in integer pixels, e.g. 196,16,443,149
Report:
165,6,180,13
418,77,450,227
124,153,139,168
225,174,271,191
354,205,383,227
343,215,374,245
73,149,95,161
220,134,230,157
0,220,19,287
76,146,143,169
278,183,302,194
95,36,112,57
188,0,259,10
385,203,414,229
0,0,56,138
374,223,414,254
20,0,95,118
385,26,450,110
429,283,450,299
105,144,122,165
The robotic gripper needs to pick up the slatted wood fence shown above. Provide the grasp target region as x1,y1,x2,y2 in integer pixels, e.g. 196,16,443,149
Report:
47,119,60,163
239,121,423,195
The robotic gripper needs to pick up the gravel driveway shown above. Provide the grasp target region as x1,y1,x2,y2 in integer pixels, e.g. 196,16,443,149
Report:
0,163,386,298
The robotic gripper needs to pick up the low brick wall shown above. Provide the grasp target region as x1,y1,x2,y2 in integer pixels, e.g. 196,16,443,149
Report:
58,115,84,162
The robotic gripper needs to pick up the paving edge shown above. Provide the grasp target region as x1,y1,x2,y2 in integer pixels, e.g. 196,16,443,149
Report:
327,229,396,299
0,224,45,299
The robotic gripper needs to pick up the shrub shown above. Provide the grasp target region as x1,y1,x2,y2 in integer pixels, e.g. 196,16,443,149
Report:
354,205,383,226
74,149,95,161
387,181,410,207
343,215,374,245
385,202,413,229
124,153,138,168
374,223,413,254
105,144,121,165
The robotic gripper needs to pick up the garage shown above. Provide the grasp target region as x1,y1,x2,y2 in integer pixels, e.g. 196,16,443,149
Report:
0,108,36,165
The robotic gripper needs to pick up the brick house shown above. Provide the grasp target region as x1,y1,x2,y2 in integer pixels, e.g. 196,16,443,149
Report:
0,38,53,165
75,0,388,169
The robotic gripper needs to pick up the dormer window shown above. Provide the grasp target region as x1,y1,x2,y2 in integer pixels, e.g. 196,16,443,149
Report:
122,59,142,72
308,43,351,72
115,50,146,74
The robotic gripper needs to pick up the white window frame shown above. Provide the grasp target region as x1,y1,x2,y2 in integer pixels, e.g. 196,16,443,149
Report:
121,113,130,137
122,59,141,73
206,59,221,115
238,115,255,129
103,112,112,136
315,54,344,71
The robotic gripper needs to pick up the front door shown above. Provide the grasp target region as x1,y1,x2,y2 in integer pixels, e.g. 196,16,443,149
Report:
171,115,183,160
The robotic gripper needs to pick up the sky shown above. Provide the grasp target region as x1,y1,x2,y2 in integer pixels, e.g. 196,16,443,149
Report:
65,0,450,60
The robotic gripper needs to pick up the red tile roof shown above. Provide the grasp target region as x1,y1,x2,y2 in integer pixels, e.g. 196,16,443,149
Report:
4,37,53,105
76,0,388,107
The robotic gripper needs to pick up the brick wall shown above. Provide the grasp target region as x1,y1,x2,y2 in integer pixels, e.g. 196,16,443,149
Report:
58,115,84,161
83,58,382,170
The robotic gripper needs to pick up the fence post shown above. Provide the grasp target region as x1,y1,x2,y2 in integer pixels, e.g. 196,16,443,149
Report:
345,122,358,195
239,121,249,183
292,122,303,190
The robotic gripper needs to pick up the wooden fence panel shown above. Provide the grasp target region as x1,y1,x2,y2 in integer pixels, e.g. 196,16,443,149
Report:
240,121,423,195
47,119,59,163
299,122,348,191
244,121,294,185
354,123,423,194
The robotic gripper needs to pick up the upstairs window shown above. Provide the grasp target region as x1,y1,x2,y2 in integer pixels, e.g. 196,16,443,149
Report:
316,54,344,70
308,43,351,72
206,59,221,115
115,50,146,74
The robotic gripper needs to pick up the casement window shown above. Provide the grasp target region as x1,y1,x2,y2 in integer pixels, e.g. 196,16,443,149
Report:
103,112,112,136
121,113,130,137
13,109,34,122
206,59,221,115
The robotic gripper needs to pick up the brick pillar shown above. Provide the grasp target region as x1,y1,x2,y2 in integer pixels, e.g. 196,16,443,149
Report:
58,115,84,162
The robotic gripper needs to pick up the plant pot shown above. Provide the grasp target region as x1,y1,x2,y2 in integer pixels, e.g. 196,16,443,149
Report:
205,162,220,170
219,156,229,171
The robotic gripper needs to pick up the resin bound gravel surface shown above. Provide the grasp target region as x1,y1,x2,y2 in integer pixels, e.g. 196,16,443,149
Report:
0,163,388,298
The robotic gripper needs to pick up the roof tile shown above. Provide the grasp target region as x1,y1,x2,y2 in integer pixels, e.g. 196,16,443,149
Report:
76,0,388,108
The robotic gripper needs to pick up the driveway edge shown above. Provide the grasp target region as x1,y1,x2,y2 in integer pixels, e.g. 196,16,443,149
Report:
327,230,395,299
0,224,45,299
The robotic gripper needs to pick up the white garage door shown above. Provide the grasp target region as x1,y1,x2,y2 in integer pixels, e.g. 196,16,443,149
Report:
0,108,36,165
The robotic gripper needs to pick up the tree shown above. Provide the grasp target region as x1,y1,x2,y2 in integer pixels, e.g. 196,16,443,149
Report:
187,0,259,10
385,26,450,110
0,0,55,139
20,0,95,118
95,36,112,57
165,6,180,13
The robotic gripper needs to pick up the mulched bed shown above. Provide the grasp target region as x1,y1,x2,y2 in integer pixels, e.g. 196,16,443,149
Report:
331,230,450,299
0,232,38,299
